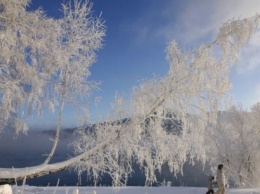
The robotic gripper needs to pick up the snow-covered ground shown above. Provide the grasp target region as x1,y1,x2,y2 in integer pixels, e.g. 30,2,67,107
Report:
11,186,260,194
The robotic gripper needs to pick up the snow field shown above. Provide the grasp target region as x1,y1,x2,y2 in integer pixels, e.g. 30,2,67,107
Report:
10,186,260,194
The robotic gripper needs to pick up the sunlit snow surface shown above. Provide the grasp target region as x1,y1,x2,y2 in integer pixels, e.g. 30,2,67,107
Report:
12,186,260,194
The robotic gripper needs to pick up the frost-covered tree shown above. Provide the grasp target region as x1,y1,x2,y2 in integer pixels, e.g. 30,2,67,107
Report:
207,103,260,188
71,15,260,186
0,0,259,186
71,15,260,185
0,0,104,165
0,0,105,181
41,0,105,164
0,0,58,133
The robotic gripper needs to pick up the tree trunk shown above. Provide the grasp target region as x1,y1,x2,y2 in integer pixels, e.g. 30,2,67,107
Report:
0,133,117,184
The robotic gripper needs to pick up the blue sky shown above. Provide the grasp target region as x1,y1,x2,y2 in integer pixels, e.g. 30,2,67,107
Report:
27,0,260,129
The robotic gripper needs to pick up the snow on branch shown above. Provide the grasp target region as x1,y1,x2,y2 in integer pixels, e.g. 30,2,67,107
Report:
70,15,260,186
0,0,105,134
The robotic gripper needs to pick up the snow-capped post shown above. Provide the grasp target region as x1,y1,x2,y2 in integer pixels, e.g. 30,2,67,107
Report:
0,184,12,194
72,188,79,194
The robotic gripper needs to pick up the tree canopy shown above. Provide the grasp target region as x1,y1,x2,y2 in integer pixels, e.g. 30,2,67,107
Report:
0,0,105,134
207,103,260,187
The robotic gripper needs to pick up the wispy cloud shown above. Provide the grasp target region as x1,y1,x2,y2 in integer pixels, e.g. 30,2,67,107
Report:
120,0,260,107
126,0,260,46
246,83,260,107
237,31,260,74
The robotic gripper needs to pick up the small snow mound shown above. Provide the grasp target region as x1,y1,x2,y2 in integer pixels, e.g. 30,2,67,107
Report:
0,184,12,194
72,188,79,194
92,191,96,194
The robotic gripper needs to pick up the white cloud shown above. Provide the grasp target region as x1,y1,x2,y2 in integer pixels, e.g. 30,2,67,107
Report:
237,31,260,74
123,0,260,107
126,0,260,47
172,0,260,44
246,84,260,107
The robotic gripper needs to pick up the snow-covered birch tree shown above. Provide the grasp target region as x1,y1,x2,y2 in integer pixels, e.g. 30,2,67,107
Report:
0,0,104,136
207,103,260,188
0,0,260,187
70,16,260,186
0,0,59,134
42,0,105,165
0,0,105,182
